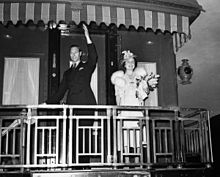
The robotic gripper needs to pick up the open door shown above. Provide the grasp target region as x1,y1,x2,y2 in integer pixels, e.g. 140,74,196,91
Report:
60,33,106,105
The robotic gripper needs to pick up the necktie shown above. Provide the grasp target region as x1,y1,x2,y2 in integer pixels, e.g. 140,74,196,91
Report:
72,63,76,69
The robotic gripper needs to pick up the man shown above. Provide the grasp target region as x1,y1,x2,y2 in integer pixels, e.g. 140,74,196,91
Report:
46,24,97,108
46,24,98,164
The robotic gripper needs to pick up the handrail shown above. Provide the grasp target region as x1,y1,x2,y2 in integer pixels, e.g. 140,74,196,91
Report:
0,105,212,172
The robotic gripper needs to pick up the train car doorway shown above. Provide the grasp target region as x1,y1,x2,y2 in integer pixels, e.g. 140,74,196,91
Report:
59,33,107,105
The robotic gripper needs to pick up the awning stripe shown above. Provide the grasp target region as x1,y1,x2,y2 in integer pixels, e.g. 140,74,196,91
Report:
41,3,49,23
152,11,158,31
26,3,34,23
124,8,131,27
182,16,189,36
131,9,139,28
0,2,190,37
95,5,102,25
57,3,65,23
117,7,125,27
165,13,171,32
4,3,10,23
49,3,56,23
87,5,95,23
80,4,87,22
102,6,110,26
144,10,152,29
110,6,117,25
65,3,71,23
11,3,19,24
34,3,42,23
158,12,165,31
177,15,183,33
170,14,178,32
20,3,26,22
138,9,145,28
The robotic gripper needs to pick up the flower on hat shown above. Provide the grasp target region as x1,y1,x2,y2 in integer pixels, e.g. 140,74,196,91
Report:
122,50,136,60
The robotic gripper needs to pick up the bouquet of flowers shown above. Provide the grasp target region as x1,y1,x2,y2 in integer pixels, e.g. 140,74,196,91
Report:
134,67,160,101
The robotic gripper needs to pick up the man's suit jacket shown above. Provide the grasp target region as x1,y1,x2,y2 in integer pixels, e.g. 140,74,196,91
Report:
46,43,97,105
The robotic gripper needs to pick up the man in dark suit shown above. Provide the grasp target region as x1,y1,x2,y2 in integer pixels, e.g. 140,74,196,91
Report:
46,24,97,107
46,24,98,164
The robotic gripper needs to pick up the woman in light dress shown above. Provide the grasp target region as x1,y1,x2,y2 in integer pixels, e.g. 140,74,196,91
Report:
111,50,159,159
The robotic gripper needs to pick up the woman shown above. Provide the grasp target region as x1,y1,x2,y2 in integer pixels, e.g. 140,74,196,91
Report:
111,50,159,110
111,50,159,161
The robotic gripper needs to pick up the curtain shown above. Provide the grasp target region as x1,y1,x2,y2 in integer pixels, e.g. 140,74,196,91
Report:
2,57,40,105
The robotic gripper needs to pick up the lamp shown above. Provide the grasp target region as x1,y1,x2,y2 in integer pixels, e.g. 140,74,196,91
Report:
177,59,193,85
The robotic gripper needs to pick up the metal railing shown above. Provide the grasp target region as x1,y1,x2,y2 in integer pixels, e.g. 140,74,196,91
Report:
0,105,213,172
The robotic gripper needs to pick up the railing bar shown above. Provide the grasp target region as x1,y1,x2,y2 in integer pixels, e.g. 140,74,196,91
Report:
13,127,16,155
207,111,213,162
164,129,168,153
20,117,25,168
106,108,111,163
170,119,175,162
112,108,117,165
26,108,31,165
55,118,59,164
94,127,98,154
152,119,156,163
42,129,45,158
30,116,64,119
34,117,38,165
94,111,98,156
145,110,150,164
101,116,104,163
126,129,130,154
158,129,162,153
6,129,8,154
119,119,123,163
76,118,79,164
89,128,91,154
68,108,73,165
49,128,51,155
36,127,58,129
62,108,67,164
199,117,204,162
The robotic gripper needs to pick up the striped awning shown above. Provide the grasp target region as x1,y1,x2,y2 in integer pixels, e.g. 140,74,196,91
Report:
0,1,190,51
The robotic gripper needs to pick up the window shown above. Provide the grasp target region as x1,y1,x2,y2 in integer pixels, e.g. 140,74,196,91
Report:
2,57,40,105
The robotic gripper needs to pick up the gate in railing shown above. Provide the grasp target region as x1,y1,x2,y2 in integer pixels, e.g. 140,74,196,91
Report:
0,105,213,172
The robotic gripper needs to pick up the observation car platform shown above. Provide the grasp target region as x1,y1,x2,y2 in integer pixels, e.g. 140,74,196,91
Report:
0,105,213,177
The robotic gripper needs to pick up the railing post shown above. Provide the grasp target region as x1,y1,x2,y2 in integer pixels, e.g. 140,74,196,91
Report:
107,108,112,163
144,109,150,165
20,108,27,172
174,109,182,166
26,107,32,165
112,108,118,166
206,110,213,164
68,107,73,165
61,106,67,164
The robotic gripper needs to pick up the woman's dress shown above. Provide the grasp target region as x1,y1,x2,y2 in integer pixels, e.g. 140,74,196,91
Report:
112,71,148,152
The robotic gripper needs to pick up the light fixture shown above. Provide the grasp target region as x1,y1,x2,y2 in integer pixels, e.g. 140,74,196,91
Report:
177,59,193,85
48,21,57,29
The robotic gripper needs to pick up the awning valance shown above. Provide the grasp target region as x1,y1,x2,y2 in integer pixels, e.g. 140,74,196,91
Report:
0,2,189,34
0,1,193,51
